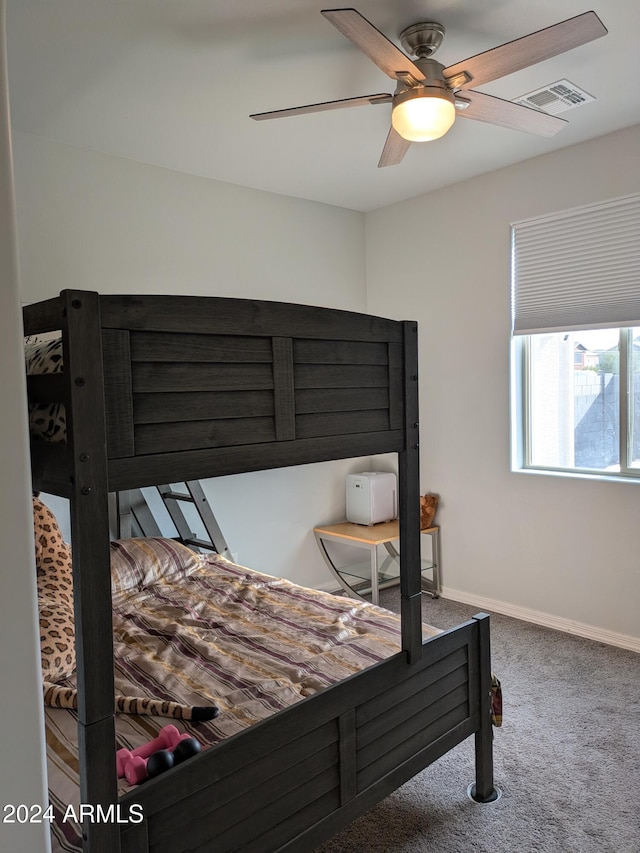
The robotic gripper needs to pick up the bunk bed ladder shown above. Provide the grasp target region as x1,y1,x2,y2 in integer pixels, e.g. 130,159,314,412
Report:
157,481,232,558
116,481,232,558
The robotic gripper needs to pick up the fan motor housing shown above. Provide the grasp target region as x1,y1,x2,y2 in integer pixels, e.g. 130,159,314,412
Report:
394,76,453,105
394,57,451,96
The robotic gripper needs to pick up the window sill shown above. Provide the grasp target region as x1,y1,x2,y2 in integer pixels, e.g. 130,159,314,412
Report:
512,465,640,485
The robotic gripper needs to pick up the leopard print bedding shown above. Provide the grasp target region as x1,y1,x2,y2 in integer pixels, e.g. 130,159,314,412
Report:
33,497,218,721
34,495,75,682
24,336,66,442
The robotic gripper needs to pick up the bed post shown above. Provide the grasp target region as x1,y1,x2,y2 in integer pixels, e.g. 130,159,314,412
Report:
62,290,120,852
398,320,422,663
469,613,500,803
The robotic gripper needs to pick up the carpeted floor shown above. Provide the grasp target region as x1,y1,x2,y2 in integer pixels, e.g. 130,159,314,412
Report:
314,592,640,853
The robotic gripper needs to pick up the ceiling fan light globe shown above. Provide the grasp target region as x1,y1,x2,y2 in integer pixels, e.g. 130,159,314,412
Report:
392,94,455,141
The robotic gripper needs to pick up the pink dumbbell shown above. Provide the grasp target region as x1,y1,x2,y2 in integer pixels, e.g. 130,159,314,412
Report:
123,736,201,786
116,725,192,782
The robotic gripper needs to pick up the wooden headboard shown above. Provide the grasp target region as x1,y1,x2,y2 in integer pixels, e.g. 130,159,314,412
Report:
24,291,418,494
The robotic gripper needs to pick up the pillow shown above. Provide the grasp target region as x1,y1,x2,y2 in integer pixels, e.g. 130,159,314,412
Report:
110,537,201,596
33,496,73,607
25,335,64,375
39,596,76,682
33,495,76,682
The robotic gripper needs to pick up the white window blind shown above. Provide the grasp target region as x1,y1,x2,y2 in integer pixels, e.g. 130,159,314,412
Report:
511,193,640,335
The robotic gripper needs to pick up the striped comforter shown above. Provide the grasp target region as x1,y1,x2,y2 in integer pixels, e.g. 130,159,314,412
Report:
46,552,438,851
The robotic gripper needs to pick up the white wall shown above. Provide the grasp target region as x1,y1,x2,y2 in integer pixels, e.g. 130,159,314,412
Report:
366,124,640,644
12,132,369,589
0,5,50,851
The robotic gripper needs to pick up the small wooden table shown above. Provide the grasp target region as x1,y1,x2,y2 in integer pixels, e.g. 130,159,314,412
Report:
313,520,441,605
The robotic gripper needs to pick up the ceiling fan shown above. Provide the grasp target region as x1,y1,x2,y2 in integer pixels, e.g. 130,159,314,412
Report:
250,7,607,167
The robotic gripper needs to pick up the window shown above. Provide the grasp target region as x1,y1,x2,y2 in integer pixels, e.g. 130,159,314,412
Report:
511,194,640,480
522,326,640,475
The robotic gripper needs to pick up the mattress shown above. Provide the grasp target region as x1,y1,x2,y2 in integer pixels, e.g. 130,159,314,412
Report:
46,542,440,851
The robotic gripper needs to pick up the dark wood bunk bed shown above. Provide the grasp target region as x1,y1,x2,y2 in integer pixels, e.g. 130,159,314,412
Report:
24,290,498,853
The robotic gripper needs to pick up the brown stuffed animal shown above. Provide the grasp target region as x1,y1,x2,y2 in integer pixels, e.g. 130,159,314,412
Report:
420,493,439,530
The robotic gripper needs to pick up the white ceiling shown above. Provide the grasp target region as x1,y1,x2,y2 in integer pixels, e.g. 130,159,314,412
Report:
6,0,640,211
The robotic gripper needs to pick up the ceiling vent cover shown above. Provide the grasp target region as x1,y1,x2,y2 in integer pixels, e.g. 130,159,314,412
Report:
515,79,595,114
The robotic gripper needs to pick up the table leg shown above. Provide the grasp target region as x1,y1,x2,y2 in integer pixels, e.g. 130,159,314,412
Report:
370,545,379,605
430,528,441,597
314,533,361,600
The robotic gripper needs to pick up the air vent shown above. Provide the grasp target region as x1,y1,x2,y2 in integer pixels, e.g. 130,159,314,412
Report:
515,79,595,114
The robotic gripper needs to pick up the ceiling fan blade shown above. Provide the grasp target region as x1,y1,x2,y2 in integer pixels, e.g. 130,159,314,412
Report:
444,11,607,90
378,126,411,167
457,90,567,136
250,93,392,121
322,8,425,81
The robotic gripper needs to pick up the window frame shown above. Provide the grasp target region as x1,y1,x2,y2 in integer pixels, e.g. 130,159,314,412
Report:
513,327,640,481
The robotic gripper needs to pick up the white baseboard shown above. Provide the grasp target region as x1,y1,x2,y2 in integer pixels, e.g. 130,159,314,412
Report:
441,586,640,654
313,577,640,653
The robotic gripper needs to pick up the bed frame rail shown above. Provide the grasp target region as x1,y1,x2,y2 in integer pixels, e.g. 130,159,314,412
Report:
119,616,495,853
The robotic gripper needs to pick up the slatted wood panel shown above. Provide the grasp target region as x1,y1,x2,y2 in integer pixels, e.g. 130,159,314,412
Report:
295,387,389,414
357,683,471,790
292,338,395,441
355,645,471,791
156,761,339,853
146,720,338,844
294,340,389,365
98,324,404,470
296,409,389,438
132,362,274,392
129,331,273,363
132,389,274,423
148,728,340,852
126,330,277,457
136,416,276,454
